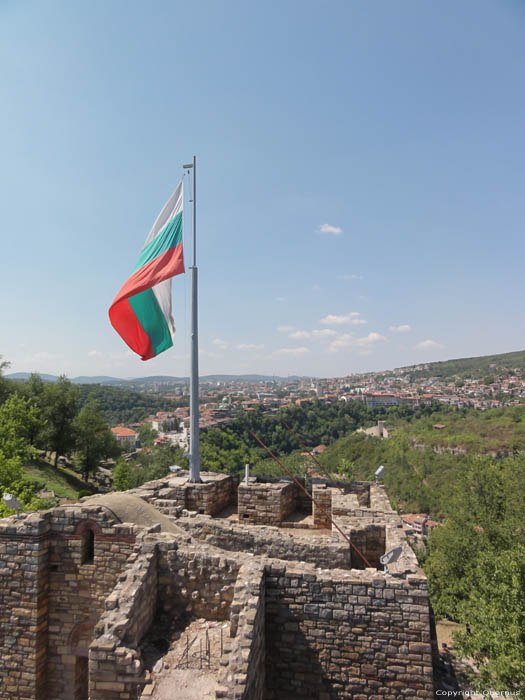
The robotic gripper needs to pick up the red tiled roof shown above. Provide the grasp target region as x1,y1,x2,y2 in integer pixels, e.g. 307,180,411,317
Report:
111,426,137,438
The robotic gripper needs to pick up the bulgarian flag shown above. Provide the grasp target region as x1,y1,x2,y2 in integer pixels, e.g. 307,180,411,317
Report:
109,181,185,360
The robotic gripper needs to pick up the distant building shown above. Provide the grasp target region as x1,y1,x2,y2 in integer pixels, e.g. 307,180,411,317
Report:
402,513,440,536
357,420,389,439
364,392,400,408
111,426,138,449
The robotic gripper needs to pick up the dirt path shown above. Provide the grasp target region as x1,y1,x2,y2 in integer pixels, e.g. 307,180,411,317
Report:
143,618,228,700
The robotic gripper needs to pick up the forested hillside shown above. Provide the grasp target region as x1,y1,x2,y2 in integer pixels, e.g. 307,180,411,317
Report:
10,378,184,425
197,399,442,476
76,384,183,424
403,348,525,380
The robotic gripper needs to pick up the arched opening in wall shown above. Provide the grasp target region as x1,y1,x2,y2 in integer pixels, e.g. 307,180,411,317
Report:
74,656,88,700
81,528,95,565
69,620,96,700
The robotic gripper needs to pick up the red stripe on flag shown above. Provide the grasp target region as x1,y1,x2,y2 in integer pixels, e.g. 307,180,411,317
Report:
109,297,154,361
112,243,185,307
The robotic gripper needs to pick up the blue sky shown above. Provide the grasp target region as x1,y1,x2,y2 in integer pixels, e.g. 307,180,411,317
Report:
1,0,524,379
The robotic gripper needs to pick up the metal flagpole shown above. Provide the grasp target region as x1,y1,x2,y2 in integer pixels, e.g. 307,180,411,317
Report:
184,155,200,482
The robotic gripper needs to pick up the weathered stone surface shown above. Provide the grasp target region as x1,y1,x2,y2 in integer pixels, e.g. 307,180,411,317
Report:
0,477,433,700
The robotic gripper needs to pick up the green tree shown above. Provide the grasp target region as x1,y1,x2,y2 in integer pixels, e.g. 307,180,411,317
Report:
0,355,12,404
113,459,133,491
455,546,525,689
21,373,48,447
73,397,120,482
137,423,158,447
424,456,525,688
41,376,80,467
0,394,40,461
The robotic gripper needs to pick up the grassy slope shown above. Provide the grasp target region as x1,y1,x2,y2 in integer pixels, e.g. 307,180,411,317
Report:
22,457,95,499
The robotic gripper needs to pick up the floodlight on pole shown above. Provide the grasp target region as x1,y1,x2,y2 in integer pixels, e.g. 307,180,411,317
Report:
375,465,385,480
3,493,22,514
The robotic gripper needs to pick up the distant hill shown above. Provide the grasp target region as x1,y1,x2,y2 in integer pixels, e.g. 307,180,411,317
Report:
7,372,59,382
398,349,525,380
7,372,305,385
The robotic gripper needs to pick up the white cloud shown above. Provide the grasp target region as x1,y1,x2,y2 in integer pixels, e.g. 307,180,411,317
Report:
320,312,366,326
312,284,322,292
338,274,363,280
328,333,355,352
88,350,104,358
328,331,386,354
318,223,343,236
237,343,264,351
416,339,444,350
274,297,286,303
212,338,228,349
273,347,310,357
312,329,337,338
357,332,386,345
389,324,411,333
277,325,295,332
289,330,311,340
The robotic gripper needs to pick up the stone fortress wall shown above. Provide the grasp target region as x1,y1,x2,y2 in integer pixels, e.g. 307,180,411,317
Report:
0,472,434,699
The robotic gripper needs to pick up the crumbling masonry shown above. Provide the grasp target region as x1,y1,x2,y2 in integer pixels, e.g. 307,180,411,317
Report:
0,472,435,699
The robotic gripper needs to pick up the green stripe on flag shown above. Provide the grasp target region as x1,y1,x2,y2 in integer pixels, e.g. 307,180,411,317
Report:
128,288,173,356
133,212,183,273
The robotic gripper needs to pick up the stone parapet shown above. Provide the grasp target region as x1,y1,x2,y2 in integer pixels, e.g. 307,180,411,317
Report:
0,513,49,700
238,480,295,525
312,483,332,528
216,561,266,700
178,516,352,570
89,549,157,700
129,472,237,516
264,562,434,699
154,536,242,621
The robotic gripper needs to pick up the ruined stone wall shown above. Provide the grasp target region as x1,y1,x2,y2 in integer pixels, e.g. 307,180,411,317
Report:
216,562,266,700
46,508,137,700
185,475,236,515
348,524,386,569
0,506,137,700
264,563,434,699
89,549,158,700
312,483,332,528
0,513,50,700
177,516,352,570
128,473,237,517
333,510,418,577
331,491,360,516
154,536,241,621
238,482,296,525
